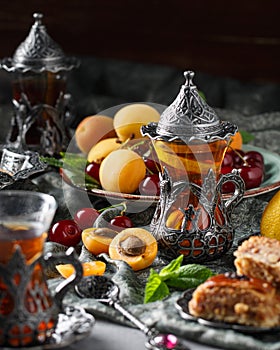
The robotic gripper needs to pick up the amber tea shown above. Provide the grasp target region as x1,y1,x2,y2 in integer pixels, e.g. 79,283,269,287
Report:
0,222,57,347
0,191,60,347
0,222,46,264
153,138,228,209
9,71,67,150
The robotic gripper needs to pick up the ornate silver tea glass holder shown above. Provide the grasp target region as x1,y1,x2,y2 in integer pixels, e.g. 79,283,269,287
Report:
151,167,245,262
1,13,79,155
142,71,245,262
0,244,94,349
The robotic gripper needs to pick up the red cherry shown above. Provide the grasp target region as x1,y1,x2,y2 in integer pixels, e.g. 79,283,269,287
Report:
74,207,100,230
222,152,234,168
220,166,236,193
110,215,133,232
239,165,264,190
85,162,100,182
231,149,245,167
221,148,265,192
243,151,264,171
243,151,264,165
139,174,160,196
244,157,264,170
144,158,161,174
48,220,82,247
221,166,234,175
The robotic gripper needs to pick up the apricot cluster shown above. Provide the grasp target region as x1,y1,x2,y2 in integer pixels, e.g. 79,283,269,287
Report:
74,104,161,195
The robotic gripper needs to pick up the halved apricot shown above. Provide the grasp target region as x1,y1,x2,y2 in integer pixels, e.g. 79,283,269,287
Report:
108,228,158,271
82,227,118,255
56,261,106,278
165,209,184,229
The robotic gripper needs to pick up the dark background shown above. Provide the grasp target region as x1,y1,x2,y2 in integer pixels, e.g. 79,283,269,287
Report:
0,0,280,82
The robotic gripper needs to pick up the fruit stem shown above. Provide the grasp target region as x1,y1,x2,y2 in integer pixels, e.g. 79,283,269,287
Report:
228,146,249,166
98,202,127,214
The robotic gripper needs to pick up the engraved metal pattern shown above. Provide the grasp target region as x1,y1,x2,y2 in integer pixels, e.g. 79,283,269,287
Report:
1,13,79,73
6,91,72,155
0,246,83,347
0,306,95,350
150,168,245,263
141,71,238,143
0,247,59,347
0,148,47,189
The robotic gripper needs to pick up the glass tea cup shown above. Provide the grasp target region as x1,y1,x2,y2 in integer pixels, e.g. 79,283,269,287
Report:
0,190,83,347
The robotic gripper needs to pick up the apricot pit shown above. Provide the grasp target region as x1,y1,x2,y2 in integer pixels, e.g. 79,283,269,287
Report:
109,228,158,271
119,235,146,256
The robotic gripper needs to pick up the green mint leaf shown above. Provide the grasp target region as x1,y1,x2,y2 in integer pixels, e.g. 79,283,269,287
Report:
63,153,88,171
42,153,101,188
240,130,255,144
40,156,64,168
164,264,214,290
63,168,100,188
159,254,184,280
144,269,170,304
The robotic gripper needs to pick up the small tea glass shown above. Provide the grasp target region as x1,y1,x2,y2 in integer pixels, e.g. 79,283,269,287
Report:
0,190,83,347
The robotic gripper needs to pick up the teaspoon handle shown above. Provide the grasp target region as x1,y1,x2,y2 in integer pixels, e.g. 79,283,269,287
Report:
112,301,190,350
113,300,154,336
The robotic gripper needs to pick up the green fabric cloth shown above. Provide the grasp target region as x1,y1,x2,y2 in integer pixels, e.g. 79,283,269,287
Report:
46,187,280,350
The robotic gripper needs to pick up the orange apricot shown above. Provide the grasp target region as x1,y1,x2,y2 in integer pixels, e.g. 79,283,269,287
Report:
109,228,158,271
75,115,116,154
113,104,160,142
229,131,243,150
87,137,122,164
56,261,106,278
82,227,118,255
165,209,184,229
99,149,146,193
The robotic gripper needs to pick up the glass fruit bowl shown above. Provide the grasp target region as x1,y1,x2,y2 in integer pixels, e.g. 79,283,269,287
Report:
62,145,280,202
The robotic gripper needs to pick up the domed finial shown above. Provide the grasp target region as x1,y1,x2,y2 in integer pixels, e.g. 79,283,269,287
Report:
184,71,195,87
33,13,43,25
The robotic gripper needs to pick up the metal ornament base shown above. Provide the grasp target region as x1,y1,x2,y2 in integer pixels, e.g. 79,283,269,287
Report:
150,168,245,263
7,92,72,156
1,306,95,350
0,147,47,189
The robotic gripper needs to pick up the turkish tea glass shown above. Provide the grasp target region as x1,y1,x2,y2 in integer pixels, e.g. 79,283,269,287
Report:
0,190,82,347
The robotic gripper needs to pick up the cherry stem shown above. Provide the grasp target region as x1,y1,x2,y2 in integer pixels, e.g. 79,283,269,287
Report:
228,146,249,166
98,202,127,215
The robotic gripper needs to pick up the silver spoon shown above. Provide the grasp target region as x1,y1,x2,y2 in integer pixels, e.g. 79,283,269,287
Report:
75,275,190,350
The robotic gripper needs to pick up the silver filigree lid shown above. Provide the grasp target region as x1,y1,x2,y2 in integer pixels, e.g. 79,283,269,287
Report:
141,71,237,143
1,13,79,73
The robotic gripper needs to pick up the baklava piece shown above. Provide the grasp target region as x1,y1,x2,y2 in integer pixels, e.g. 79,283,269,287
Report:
188,272,280,327
234,235,280,288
